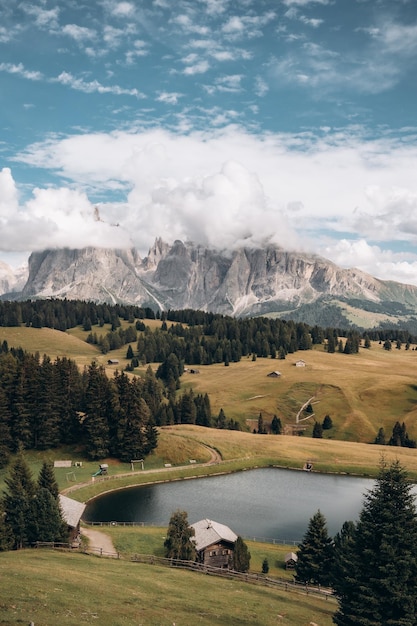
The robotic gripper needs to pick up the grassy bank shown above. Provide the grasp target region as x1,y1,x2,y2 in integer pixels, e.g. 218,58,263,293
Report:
0,549,335,626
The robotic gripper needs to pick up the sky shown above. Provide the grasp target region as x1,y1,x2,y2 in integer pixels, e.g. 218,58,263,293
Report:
1,0,417,286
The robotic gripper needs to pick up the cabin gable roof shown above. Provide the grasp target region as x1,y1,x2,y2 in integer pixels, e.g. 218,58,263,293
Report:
190,519,238,552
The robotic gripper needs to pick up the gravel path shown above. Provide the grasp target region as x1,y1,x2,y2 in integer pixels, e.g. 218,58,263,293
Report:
81,526,117,556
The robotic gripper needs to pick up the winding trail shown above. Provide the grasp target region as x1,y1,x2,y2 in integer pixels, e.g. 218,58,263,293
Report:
62,444,223,497
81,526,117,555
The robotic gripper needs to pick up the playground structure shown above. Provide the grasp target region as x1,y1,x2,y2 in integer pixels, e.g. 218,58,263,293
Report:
92,463,108,477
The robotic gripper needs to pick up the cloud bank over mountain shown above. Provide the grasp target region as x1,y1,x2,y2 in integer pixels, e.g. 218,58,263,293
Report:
3,125,417,286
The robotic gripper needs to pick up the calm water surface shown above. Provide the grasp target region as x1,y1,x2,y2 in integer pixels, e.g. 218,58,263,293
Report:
84,468,376,541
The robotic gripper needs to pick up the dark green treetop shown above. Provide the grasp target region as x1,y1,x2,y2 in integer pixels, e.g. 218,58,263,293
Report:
333,459,417,626
295,509,333,586
164,510,196,561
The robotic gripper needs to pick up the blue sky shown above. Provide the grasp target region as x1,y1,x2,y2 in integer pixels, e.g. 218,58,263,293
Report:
1,0,417,286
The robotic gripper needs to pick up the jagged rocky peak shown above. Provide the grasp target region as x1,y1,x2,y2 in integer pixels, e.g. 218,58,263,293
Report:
142,237,171,270
4,238,417,328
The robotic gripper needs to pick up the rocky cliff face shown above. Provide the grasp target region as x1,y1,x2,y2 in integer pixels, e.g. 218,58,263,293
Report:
0,261,28,296
5,239,417,328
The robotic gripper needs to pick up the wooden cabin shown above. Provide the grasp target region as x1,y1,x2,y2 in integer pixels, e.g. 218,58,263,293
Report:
59,494,86,545
295,359,306,367
285,551,298,569
190,519,237,569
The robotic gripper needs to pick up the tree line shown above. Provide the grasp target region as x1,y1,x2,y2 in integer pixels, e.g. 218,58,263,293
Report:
0,342,158,466
295,460,417,625
1,299,416,352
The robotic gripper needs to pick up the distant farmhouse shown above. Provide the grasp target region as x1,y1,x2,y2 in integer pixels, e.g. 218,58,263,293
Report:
191,519,238,569
295,359,306,367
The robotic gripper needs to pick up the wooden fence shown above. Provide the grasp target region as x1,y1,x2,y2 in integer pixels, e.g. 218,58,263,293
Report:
129,553,336,602
31,542,335,603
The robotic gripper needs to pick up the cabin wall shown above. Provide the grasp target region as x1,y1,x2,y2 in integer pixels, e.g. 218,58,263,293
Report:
199,541,234,568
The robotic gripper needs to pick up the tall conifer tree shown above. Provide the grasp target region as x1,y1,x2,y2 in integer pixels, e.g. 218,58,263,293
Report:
333,460,417,625
295,509,333,586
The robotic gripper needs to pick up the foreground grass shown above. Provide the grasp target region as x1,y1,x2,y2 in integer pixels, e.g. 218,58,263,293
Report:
0,549,335,626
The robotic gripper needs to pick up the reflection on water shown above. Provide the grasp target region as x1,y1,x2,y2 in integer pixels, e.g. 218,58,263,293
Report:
84,468,377,541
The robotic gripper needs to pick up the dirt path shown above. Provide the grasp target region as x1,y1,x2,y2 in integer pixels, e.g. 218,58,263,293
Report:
81,526,117,556
62,443,223,497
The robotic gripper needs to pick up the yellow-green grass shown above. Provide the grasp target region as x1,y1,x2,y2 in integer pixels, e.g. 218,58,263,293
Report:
0,326,99,367
177,343,417,442
159,425,417,477
2,326,417,444
0,549,335,626
0,432,213,496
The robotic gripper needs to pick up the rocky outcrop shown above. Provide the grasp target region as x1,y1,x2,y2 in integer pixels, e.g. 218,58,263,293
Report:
0,260,27,296
4,239,417,328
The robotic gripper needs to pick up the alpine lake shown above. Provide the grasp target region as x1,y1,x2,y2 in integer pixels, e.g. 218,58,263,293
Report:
82,467,400,542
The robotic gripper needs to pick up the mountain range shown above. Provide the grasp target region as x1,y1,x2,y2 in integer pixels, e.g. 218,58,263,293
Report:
2,238,417,331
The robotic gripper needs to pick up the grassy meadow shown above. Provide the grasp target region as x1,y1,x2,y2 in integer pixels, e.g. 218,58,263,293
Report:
0,548,336,626
3,323,417,445
2,322,417,625
2,323,417,494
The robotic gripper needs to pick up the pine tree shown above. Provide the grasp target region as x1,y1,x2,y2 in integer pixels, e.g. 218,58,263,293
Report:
37,461,60,499
330,520,356,590
0,386,12,466
312,421,323,438
216,408,226,429
271,415,282,435
164,510,196,560
262,557,269,574
0,504,14,551
2,456,36,549
333,460,417,625
83,362,113,459
30,487,67,543
322,415,333,430
374,427,386,445
295,509,333,586
233,536,251,572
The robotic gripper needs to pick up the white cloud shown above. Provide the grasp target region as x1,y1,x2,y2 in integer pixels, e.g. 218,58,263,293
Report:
7,126,417,284
157,92,183,104
282,0,330,5
62,24,97,42
111,2,135,18
299,15,323,27
22,5,60,30
0,168,19,218
183,60,210,75
54,71,143,97
323,239,417,286
0,63,43,81
214,74,243,92
255,76,269,96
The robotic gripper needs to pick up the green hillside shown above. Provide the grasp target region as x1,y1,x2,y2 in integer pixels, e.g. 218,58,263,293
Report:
0,549,335,626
